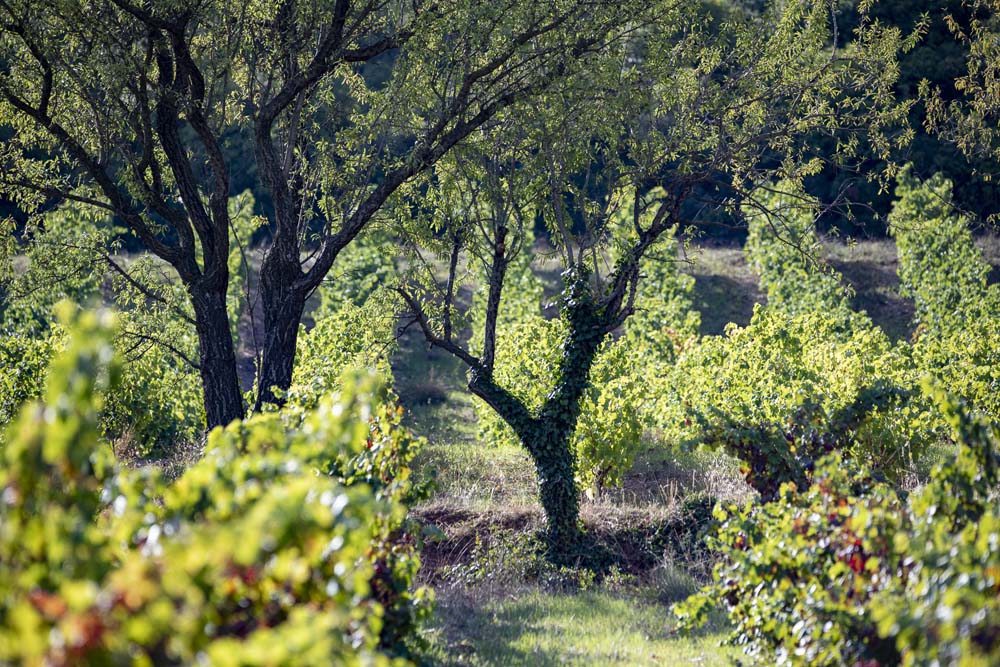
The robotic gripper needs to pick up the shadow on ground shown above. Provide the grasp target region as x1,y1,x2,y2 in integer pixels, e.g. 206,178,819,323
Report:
829,254,915,342
688,273,759,335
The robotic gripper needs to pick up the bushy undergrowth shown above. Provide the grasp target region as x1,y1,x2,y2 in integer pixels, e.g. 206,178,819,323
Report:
290,230,400,412
0,331,58,430
0,308,429,665
662,173,1000,667
655,185,937,497
0,202,206,450
676,385,1000,667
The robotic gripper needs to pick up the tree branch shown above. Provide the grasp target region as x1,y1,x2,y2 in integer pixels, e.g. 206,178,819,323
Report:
393,284,481,369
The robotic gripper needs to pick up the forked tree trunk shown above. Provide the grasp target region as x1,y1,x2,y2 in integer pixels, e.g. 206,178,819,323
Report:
189,285,245,429
470,295,607,558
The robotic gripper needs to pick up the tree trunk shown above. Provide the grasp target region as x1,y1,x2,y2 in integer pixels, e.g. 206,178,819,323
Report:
469,287,607,558
189,286,245,429
522,421,583,555
255,262,307,409
529,305,605,555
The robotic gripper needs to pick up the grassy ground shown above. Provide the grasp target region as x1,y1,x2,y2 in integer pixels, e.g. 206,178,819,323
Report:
679,242,762,336
426,589,732,667
394,235,1000,666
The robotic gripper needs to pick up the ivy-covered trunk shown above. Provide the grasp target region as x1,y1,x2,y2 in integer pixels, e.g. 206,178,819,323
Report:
470,287,607,557
520,420,584,554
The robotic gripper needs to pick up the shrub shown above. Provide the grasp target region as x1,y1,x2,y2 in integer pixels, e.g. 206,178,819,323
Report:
889,168,1000,420
0,307,428,665
663,307,933,498
889,168,996,336
0,201,207,450
289,230,401,412
744,184,858,328
0,331,59,432
289,297,399,412
0,203,109,337
676,385,1000,667
656,185,936,495
104,302,206,451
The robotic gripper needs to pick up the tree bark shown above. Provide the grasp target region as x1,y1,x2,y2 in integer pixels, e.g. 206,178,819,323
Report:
189,285,245,429
254,256,307,409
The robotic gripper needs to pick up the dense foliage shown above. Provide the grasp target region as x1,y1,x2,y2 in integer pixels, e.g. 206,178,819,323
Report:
653,185,935,498
675,385,1000,667
668,170,1000,667
0,307,428,665
289,232,400,412
0,203,205,451
889,168,1000,420
468,226,698,491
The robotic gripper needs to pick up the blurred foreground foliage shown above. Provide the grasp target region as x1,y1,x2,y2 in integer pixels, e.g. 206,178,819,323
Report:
0,306,429,666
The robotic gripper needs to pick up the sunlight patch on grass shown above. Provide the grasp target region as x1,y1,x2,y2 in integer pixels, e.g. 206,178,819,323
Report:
427,589,733,667
415,438,539,509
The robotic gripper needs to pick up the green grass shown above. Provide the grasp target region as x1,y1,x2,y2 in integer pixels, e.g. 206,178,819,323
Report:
416,438,540,509
425,589,732,666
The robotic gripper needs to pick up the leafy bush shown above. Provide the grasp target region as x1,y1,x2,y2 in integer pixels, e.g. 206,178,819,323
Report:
0,331,59,432
0,202,206,450
289,230,401,412
889,168,1000,420
289,297,399,412
889,168,997,335
663,307,932,498
0,203,110,337
0,307,428,665
312,229,399,317
744,185,858,328
676,385,1000,667
104,268,206,450
657,190,934,495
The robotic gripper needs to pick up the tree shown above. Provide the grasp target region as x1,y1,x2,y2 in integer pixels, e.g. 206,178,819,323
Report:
395,0,913,553
0,0,639,427
922,0,1000,223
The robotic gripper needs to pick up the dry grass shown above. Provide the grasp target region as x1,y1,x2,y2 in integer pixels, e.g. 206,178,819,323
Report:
114,431,204,482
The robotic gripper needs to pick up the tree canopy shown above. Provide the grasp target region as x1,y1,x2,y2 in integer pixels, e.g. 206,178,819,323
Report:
393,0,915,550
0,0,644,425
